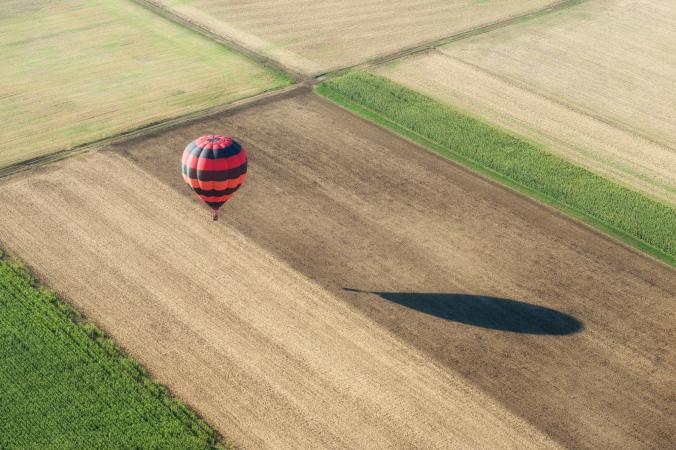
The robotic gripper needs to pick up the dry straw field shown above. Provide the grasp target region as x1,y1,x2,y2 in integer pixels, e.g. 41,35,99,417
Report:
146,0,561,74
0,0,288,168
378,0,676,205
1,90,674,448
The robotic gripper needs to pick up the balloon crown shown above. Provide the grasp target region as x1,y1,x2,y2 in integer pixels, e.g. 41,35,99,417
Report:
196,134,232,148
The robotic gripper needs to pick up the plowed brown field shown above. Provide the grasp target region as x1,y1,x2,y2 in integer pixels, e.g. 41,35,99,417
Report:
0,90,674,448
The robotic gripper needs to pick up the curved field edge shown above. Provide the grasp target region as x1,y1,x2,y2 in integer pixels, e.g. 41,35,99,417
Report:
0,248,232,450
315,72,675,266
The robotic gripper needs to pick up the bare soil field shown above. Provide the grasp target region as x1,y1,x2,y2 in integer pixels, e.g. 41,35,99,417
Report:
0,0,288,169
378,0,676,205
0,90,674,448
145,0,561,75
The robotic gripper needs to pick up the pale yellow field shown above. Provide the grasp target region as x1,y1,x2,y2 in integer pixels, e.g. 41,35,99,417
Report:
0,0,289,168
148,0,560,75
377,0,676,205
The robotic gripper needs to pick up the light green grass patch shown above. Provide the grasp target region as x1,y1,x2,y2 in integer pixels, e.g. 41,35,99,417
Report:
316,72,676,265
0,250,230,449
0,0,291,168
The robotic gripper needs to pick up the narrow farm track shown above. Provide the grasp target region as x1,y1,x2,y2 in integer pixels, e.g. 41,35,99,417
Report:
0,82,306,180
1,91,674,448
138,0,582,76
131,0,307,81
0,0,290,170
328,0,588,76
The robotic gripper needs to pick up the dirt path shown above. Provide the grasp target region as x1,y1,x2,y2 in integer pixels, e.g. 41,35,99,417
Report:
1,90,674,448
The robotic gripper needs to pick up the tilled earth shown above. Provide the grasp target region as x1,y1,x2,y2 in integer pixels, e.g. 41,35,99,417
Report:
0,89,673,448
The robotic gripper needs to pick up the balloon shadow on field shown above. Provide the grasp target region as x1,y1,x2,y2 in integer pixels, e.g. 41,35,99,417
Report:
344,289,582,335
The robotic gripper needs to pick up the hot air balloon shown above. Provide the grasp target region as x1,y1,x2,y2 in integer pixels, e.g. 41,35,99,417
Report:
181,134,247,220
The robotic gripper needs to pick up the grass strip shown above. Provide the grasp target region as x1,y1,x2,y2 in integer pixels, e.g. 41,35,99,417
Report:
0,249,231,449
316,71,675,266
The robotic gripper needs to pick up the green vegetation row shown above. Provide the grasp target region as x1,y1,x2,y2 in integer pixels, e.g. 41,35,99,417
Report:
316,72,676,265
0,249,227,449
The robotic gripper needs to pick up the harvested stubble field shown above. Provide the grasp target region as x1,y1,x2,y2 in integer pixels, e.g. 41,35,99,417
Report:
145,0,562,75
377,0,676,205
0,0,289,169
0,90,674,448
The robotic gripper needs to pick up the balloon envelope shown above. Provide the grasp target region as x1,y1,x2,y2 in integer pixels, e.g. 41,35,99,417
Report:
181,135,247,213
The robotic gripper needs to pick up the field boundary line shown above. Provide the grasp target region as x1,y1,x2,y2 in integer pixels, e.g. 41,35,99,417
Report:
2,0,584,178
443,54,676,156
132,0,586,81
131,0,308,82
315,82,675,268
0,247,233,449
316,0,587,78
0,83,308,180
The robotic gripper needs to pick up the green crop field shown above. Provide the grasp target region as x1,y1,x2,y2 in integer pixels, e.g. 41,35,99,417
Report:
317,72,676,265
0,250,226,449
375,0,676,206
0,0,290,169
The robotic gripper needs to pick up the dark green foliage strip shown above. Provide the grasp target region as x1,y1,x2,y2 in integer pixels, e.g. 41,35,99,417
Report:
316,72,676,265
0,251,227,449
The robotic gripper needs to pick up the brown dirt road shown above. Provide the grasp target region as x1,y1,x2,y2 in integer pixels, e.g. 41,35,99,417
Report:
0,89,674,448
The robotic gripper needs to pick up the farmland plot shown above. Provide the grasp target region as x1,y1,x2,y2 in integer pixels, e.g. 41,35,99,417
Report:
146,0,562,75
0,90,674,448
0,0,289,168
317,72,676,263
0,255,223,449
377,0,676,205
0,153,559,449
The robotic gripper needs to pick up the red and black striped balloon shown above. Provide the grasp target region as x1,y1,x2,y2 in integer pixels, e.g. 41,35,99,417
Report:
181,135,247,220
